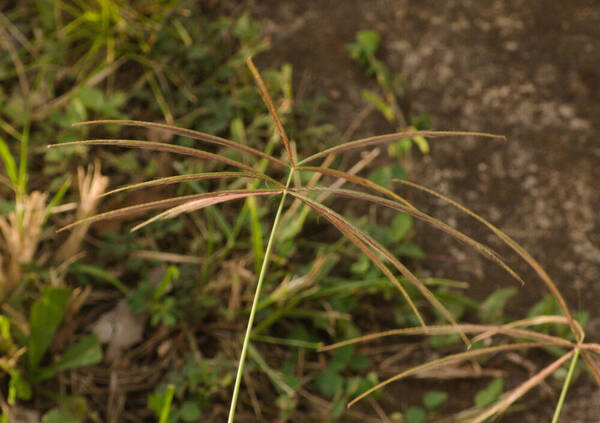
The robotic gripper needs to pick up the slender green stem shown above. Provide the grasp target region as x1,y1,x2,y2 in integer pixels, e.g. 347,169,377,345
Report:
552,345,581,423
158,384,175,423
227,170,293,423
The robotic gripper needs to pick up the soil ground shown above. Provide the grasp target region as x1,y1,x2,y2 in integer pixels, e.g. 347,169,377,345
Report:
251,1,600,421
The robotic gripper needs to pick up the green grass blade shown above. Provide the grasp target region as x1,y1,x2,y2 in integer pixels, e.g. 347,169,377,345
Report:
73,263,130,294
247,195,264,275
551,348,581,423
72,119,287,168
247,343,295,396
158,384,175,423
18,123,29,194
0,136,18,186
43,177,71,225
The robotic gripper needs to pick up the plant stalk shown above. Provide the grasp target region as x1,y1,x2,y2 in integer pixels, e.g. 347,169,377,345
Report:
551,345,581,423
227,170,293,423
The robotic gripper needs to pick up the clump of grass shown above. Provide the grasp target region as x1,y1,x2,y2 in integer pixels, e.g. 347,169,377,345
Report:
53,57,600,422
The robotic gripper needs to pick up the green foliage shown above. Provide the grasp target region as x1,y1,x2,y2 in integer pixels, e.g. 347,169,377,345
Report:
130,265,180,327
347,30,431,154
405,407,427,423
34,334,102,382
42,397,88,423
28,287,71,372
528,295,589,341
474,377,504,407
368,165,407,190
346,30,381,72
313,322,378,421
479,287,517,324
148,354,234,422
423,390,448,411
396,390,448,422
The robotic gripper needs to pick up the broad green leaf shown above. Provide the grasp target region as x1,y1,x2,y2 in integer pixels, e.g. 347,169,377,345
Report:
180,400,201,422
411,135,429,154
332,397,346,418
356,30,380,54
528,295,558,318
362,89,394,122
75,87,104,111
474,377,503,407
41,397,87,423
405,407,427,423
0,315,14,350
333,344,355,369
423,391,448,411
388,138,412,157
479,287,517,324
8,370,32,404
390,213,413,242
35,334,102,381
346,373,378,398
368,165,406,190
430,333,460,349
395,242,425,259
158,384,176,423
42,409,81,423
154,266,179,301
29,287,71,371
314,369,344,397
350,255,370,275
350,353,370,371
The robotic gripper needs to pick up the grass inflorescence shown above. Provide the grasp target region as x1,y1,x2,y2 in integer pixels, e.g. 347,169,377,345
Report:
51,57,600,422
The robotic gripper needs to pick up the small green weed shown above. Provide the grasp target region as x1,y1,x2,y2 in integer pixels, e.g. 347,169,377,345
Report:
347,30,430,156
